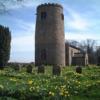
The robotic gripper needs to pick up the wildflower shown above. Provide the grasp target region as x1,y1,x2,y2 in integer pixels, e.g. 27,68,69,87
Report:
78,81,81,84
28,80,33,85
53,76,56,79
64,77,67,80
36,86,39,89
10,78,17,82
49,91,55,96
74,91,78,94
29,87,35,91
68,94,70,97
59,91,64,96
61,85,66,89
0,84,4,89
96,80,100,83
65,91,68,94
55,86,58,89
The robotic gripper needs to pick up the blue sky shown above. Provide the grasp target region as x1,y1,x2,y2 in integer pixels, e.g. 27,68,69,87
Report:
0,0,100,62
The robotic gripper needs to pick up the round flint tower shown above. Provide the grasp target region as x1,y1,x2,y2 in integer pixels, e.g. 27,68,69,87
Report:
35,3,65,66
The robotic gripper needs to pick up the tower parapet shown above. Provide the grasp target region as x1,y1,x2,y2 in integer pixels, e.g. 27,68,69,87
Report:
37,3,63,9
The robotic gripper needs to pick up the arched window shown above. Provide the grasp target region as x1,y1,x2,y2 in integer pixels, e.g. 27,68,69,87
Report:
61,14,64,20
41,12,47,20
71,50,73,57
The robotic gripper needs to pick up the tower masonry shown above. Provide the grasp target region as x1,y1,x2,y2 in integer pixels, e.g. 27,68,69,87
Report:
35,3,65,66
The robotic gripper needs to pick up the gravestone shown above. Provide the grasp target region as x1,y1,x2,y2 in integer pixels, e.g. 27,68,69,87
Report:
53,65,61,75
38,65,45,73
76,66,82,74
26,64,33,73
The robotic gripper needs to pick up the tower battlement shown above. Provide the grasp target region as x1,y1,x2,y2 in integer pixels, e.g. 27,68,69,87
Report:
37,3,63,9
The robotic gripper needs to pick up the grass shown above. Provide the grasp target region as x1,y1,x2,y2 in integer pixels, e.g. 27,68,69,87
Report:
0,66,99,100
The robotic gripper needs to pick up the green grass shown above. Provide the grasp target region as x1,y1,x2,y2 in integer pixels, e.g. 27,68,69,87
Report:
0,66,100,100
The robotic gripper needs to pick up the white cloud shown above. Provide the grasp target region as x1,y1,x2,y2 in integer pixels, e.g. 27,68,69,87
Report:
11,34,35,52
10,34,35,62
3,0,42,10
65,32,100,41
8,17,35,62
67,19,88,30
64,5,90,30
13,18,35,34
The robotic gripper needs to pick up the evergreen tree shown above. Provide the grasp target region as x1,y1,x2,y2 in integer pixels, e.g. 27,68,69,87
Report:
0,25,11,69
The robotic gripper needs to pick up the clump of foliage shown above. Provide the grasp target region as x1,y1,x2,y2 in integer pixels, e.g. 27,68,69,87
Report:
0,66,99,100
0,25,11,68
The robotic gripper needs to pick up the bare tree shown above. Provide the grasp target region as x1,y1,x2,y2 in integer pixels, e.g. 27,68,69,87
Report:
66,40,80,47
80,39,96,64
66,39,97,64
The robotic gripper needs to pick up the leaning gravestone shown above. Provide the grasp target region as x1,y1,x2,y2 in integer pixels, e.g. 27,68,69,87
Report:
53,65,61,75
38,65,45,73
26,64,33,73
76,66,82,74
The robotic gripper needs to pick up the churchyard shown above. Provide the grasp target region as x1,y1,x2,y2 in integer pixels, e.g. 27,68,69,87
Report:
0,65,99,100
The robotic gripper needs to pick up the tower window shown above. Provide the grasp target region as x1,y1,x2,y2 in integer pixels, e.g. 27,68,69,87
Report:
41,49,47,60
71,50,73,57
41,12,47,20
61,14,64,20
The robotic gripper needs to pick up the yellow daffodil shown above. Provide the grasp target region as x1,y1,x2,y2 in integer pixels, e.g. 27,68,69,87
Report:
49,91,55,96
59,92,64,96
29,86,35,91
28,80,33,85
10,78,17,82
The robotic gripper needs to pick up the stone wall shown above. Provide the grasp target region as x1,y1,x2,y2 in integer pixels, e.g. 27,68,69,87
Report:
65,44,80,65
72,53,88,66
65,43,88,66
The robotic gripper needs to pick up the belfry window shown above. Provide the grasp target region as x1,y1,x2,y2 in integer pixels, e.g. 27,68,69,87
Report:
61,14,64,20
41,12,47,20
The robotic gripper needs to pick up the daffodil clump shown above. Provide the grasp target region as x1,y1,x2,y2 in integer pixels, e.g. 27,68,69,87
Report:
0,66,99,100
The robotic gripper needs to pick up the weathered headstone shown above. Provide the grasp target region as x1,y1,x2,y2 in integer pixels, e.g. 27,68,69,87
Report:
53,65,61,75
38,65,45,73
76,66,82,74
26,64,33,73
